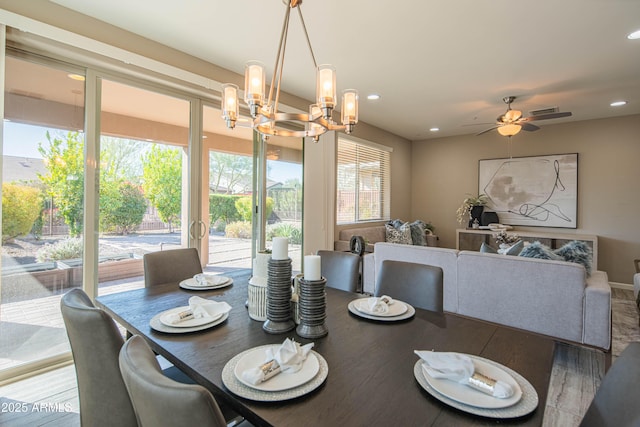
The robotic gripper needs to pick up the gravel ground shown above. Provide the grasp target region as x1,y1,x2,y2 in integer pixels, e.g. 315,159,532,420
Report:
2,232,182,267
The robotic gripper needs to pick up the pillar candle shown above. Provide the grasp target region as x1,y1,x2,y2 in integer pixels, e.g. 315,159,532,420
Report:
271,237,289,260
304,255,321,280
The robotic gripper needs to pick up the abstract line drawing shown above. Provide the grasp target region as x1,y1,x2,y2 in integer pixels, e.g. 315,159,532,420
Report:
478,154,578,228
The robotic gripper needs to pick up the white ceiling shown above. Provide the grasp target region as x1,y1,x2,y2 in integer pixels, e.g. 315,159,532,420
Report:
49,0,640,141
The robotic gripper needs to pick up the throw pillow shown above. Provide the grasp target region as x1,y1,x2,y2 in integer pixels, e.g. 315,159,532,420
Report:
505,240,524,256
385,223,412,245
480,242,497,253
554,240,593,276
409,220,427,246
518,241,562,261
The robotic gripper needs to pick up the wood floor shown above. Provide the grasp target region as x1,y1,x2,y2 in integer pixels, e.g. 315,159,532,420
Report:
1,288,637,427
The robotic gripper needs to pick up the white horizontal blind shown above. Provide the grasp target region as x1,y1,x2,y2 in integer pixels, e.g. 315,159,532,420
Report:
336,138,390,224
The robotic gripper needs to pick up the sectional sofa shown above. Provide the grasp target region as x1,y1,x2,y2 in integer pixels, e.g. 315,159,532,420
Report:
363,242,611,350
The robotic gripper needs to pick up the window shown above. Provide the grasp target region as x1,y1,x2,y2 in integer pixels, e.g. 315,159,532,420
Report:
336,138,390,224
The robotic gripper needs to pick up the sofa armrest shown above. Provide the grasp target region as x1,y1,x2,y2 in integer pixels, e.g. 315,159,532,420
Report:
583,270,611,350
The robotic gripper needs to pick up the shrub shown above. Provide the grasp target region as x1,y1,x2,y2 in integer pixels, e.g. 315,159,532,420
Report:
2,183,42,243
225,221,252,239
100,181,147,234
36,237,83,262
267,222,302,245
235,196,273,222
209,194,242,225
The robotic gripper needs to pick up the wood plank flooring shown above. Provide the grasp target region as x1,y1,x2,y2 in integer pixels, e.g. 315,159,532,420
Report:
1,288,638,427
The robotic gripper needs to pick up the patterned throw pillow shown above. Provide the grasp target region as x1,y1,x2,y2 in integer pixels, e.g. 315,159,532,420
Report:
409,220,427,246
480,242,497,253
385,223,412,245
505,240,524,256
554,240,593,276
518,241,562,261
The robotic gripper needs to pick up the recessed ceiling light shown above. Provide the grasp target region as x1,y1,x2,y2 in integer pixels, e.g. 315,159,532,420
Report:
628,29,640,40
67,73,85,81
610,100,627,107
429,127,440,132
367,94,381,100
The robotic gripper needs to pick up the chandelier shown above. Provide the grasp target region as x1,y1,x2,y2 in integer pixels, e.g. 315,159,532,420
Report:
220,0,358,141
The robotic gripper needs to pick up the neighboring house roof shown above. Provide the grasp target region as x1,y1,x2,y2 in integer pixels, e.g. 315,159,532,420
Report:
3,156,46,184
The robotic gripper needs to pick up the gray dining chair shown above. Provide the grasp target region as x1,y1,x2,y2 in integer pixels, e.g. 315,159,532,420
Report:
374,260,444,312
143,247,202,287
119,335,228,427
579,342,640,427
61,288,203,427
61,288,138,427
317,250,361,293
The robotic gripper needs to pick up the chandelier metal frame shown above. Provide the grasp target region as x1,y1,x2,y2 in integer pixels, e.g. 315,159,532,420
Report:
221,0,358,141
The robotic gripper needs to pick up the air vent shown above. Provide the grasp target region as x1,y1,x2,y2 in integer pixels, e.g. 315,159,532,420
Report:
529,106,559,116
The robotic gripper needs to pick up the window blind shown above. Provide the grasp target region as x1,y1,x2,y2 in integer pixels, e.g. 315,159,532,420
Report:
336,138,390,224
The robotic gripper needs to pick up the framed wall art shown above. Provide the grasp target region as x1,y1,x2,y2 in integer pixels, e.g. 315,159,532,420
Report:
478,153,578,228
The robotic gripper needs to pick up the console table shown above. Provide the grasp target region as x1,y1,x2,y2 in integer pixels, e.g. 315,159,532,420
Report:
456,228,598,270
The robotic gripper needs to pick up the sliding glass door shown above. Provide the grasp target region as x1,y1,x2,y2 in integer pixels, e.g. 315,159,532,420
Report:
1,54,85,376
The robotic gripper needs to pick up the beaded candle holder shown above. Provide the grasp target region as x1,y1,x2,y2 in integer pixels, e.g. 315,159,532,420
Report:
262,257,295,334
296,277,328,339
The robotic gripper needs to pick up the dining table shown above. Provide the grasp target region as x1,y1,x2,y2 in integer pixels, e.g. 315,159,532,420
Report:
96,269,555,427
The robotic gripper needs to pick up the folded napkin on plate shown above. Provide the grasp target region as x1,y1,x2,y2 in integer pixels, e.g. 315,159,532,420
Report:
165,296,231,324
365,295,393,314
414,351,514,399
241,338,314,385
194,273,225,286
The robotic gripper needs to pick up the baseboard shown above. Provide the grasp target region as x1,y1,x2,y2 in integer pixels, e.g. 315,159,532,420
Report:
610,281,633,291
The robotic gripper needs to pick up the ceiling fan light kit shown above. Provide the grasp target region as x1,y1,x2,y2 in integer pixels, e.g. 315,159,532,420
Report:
221,0,358,141
478,95,572,137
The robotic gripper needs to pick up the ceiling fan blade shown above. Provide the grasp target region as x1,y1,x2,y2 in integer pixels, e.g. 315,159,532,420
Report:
521,123,540,132
476,126,499,136
521,112,572,122
461,122,495,127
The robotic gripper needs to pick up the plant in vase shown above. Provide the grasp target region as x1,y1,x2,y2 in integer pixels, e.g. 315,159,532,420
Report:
456,194,488,227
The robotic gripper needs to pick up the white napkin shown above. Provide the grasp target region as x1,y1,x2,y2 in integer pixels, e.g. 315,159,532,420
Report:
414,351,514,399
165,296,231,324
364,295,393,314
241,338,314,385
194,273,226,287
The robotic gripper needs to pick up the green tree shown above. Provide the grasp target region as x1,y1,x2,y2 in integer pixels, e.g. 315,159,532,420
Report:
209,152,252,194
38,131,84,237
142,145,182,232
100,181,147,234
235,196,273,222
2,183,42,243
100,136,147,183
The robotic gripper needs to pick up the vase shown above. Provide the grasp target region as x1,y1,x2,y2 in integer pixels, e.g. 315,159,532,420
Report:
469,205,484,228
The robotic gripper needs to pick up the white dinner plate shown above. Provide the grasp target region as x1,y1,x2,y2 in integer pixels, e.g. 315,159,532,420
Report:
150,311,229,333
158,306,224,328
233,345,320,392
414,354,538,419
222,346,328,402
421,356,522,409
348,299,415,321
355,298,408,317
179,277,233,291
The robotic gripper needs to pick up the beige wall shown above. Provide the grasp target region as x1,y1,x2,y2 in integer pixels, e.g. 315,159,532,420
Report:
411,114,640,284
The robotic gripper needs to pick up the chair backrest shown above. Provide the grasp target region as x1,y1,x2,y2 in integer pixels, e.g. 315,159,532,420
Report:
119,335,227,427
143,248,203,287
317,250,361,293
60,288,137,427
374,260,444,312
580,342,640,427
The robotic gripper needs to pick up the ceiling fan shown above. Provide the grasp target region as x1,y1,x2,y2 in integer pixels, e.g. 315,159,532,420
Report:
477,96,572,137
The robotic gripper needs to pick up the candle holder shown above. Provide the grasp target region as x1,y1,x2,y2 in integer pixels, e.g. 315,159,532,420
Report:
296,276,328,339
263,257,295,334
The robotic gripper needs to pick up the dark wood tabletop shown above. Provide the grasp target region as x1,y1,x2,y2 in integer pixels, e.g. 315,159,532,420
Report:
96,270,555,427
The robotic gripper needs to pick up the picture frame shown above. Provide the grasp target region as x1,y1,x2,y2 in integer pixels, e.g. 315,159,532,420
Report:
478,153,578,228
